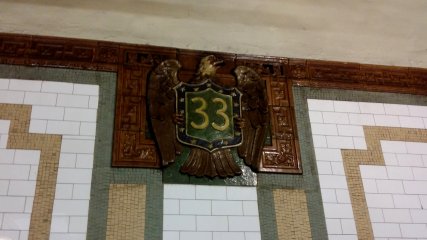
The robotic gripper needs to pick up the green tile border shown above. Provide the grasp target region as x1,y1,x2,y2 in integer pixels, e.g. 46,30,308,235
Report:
0,64,163,240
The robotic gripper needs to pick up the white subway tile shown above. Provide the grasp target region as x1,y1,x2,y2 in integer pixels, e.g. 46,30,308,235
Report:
359,102,385,114
0,196,26,212
69,216,88,233
307,99,334,111
79,122,97,136
335,189,351,203
0,231,19,239
181,232,213,240
58,153,76,168
75,154,94,169
308,111,323,123
57,168,92,184
19,231,29,240
360,165,388,179
61,139,95,154
330,162,345,175
88,96,99,109
227,187,257,200
406,142,427,154
374,115,400,127
0,78,9,89
9,79,41,92
399,116,425,128
29,119,47,133
163,199,179,214
245,232,261,240
424,155,427,167
55,184,73,199
73,184,91,199
312,135,327,148
403,181,427,194
163,215,196,231
383,209,412,223
180,200,211,215
0,120,10,134
242,201,258,216
372,223,401,237
73,84,99,96
314,148,343,161
383,153,398,166
14,150,40,165
228,216,260,231
7,180,36,196
163,231,179,240
384,104,410,116
362,179,378,193
368,208,384,223
0,180,9,195
321,189,337,203
24,197,34,213
323,112,349,124
310,123,338,136
386,166,414,180
316,161,332,175
326,218,342,234
337,125,364,137
333,101,360,113
31,106,64,120
397,153,424,167
340,219,357,234
46,120,80,135
49,233,86,240
348,113,375,125
393,194,421,209
400,223,427,238
0,149,15,164
353,137,367,150
213,232,244,240
0,165,30,180
424,118,427,129
165,184,195,199
411,209,427,223
376,180,404,194
409,105,427,117
24,92,57,106
28,165,38,181
64,108,97,122
381,141,407,153
319,175,348,189
0,135,8,148
323,203,354,218
0,90,25,104
57,94,89,108
50,216,70,232
52,200,89,215
326,136,354,149
365,194,394,208
212,201,243,216
413,167,427,180
0,213,3,228
2,213,30,230
197,216,228,231
41,81,73,94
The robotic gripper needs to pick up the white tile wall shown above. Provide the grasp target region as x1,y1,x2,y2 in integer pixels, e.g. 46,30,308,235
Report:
308,99,427,239
163,184,260,240
0,78,99,240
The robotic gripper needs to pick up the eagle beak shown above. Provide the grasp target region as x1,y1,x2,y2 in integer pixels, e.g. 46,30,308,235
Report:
213,59,224,66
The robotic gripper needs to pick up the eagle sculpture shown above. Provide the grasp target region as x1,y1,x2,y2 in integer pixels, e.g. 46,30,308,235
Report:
148,55,269,178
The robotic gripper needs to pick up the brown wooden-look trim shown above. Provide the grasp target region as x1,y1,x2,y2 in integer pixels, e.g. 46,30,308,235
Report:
1,33,427,174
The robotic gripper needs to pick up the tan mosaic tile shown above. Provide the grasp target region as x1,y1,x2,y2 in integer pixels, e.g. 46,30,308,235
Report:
273,189,312,240
106,184,147,240
342,126,427,239
0,104,62,240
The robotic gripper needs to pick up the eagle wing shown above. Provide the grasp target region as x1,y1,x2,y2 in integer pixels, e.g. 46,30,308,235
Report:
148,59,182,166
235,66,269,171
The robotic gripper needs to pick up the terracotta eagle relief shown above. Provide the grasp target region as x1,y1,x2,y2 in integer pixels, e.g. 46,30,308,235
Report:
148,55,269,178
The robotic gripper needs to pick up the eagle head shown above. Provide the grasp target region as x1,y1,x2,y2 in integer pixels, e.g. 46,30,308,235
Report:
197,55,224,79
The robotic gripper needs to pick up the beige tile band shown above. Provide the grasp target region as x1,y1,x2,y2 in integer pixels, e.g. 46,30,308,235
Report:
342,126,427,239
0,104,62,240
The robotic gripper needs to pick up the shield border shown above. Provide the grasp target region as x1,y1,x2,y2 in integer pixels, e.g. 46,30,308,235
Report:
174,80,242,152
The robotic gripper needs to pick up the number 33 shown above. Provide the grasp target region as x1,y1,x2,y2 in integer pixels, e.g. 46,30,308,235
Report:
190,97,230,131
